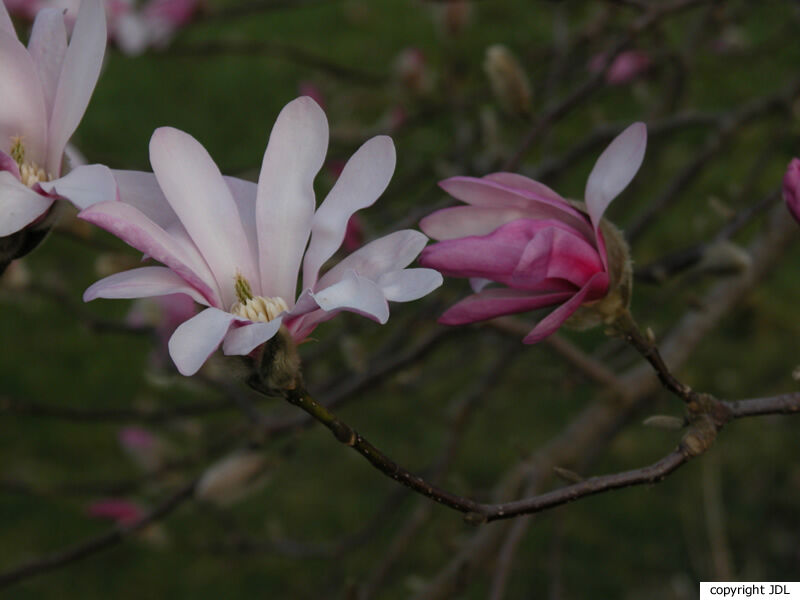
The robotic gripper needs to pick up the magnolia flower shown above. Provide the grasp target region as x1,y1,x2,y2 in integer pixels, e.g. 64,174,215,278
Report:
589,50,652,86
54,97,442,375
0,0,106,237
783,158,800,225
419,123,647,343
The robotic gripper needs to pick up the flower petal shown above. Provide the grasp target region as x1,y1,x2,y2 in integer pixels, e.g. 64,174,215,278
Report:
39,164,117,209
311,269,389,323
584,122,647,233
27,9,67,120
112,169,177,228
0,171,54,236
375,268,442,302
317,229,427,289
0,1,14,36
46,0,107,174
483,172,564,204
439,176,593,240
439,288,574,325
222,317,283,356
0,30,48,166
256,96,328,302
420,205,530,241
512,226,604,288
523,271,609,344
79,200,220,306
0,151,21,179
83,266,208,304
149,127,258,306
168,307,235,375
302,135,395,289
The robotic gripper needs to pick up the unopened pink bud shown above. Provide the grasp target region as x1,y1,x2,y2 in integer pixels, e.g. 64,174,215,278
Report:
589,50,652,86
87,499,144,526
783,158,800,225
342,215,365,252
298,82,326,111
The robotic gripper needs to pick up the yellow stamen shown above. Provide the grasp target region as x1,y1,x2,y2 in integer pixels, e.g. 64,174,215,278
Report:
9,136,52,188
231,273,287,323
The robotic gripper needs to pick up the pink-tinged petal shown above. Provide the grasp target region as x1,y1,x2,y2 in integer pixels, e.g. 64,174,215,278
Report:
111,170,176,228
149,127,258,306
83,266,208,304
27,9,67,120
222,317,283,356
79,200,220,306
168,307,235,375
522,272,609,344
0,30,48,165
483,172,564,204
512,227,604,289
584,122,647,234
439,176,593,240
46,0,106,174
0,1,14,36
439,288,574,325
317,229,428,289
143,0,198,26
311,270,389,323
375,268,442,302
0,151,21,179
256,96,328,302
0,171,54,235
285,287,322,317
224,175,259,260
302,135,395,289
39,164,116,209
782,158,800,225
420,205,529,241
419,219,587,285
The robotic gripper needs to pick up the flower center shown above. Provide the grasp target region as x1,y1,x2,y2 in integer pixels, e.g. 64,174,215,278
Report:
10,137,52,188
230,273,288,323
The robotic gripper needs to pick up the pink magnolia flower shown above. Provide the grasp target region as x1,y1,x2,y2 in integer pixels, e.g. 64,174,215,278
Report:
0,0,106,236
419,123,647,343
87,498,144,526
783,158,800,225
589,50,652,86
52,97,442,375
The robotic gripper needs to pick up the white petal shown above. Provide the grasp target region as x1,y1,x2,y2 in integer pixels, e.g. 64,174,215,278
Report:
46,0,107,174
168,307,235,376
83,266,208,304
0,172,54,236
0,31,48,165
112,169,177,229
39,164,116,209
584,122,647,232
311,270,389,324
317,229,428,289
149,127,258,307
419,205,529,241
224,175,259,270
27,9,68,120
256,96,328,302
222,317,283,356
302,135,395,289
484,172,564,203
0,1,15,36
376,268,442,302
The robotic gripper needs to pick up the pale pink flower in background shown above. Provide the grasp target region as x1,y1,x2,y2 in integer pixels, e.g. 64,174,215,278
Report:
782,158,800,225
118,425,165,470
419,123,646,343
52,97,442,375
87,498,144,526
4,0,199,55
394,47,431,96
0,0,106,236
126,292,197,369
589,50,652,86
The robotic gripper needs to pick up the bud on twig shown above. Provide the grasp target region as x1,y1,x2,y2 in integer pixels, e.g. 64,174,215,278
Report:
643,415,686,430
195,451,271,507
484,44,532,118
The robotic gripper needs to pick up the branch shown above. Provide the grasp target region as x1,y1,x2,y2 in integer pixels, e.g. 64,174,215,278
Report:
0,480,197,590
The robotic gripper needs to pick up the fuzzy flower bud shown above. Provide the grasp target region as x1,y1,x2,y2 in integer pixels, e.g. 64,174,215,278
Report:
195,451,270,507
484,44,532,118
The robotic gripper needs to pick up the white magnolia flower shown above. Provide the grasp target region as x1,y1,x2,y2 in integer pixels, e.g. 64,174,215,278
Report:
51,97,443,375
0,0,106,236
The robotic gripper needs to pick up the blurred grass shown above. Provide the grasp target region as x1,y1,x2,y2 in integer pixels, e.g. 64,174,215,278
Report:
2,0,800,598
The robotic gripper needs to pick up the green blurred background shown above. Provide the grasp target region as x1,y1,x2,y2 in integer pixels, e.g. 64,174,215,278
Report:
2,0,800,598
